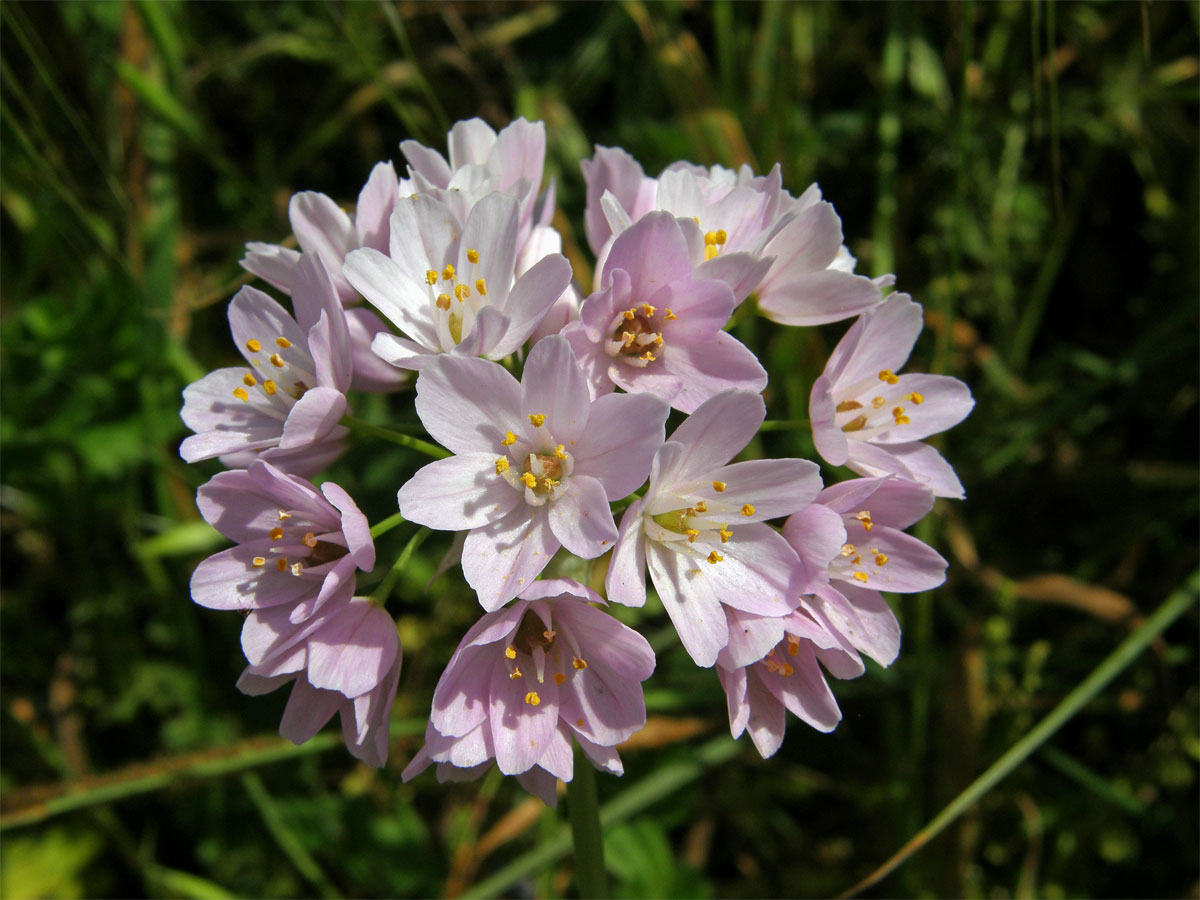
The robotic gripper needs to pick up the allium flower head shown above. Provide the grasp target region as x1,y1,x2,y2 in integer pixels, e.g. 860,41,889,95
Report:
180,253,352,476
607,390,823,666
190,460,374,624
402,578,655,805
398,335,669,609
809,293,975,498
563,212,766,413
344,192,572,370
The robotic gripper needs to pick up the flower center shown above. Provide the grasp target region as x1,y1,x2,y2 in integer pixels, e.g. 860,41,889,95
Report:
424,252,488,347
834,370,924,435
251,515,347,577
605,303,677,368
231,335,312,409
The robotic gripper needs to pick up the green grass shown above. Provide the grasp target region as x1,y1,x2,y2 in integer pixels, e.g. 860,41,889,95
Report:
2,2,1197,898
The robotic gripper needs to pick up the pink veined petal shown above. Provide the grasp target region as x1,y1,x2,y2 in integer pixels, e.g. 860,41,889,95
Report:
607,500,648,608
355,160,400,253
400,140,452,187
809,373,849,466
651,277,735,342
695,251,773,305
547,475,618,559
370,332,437,370
831,524,947,593
345,307,407,392
236,668,296,698
430,643,496,738
289,191,355,272
307,599,400,699
387,193,458,284
720,608,788,669
575,732,624,776
661,330,767,414
812,583,901,667
579,269,627,339
781,503,847,590
688,458,823,522
489,652,560,775
343,247,439,350
831,293,924,388
487,254,573,359
189,545,319,611
448,118,499,169
462,505,559,611
520,335,590,444
179,369,283,458
743,666,788,758
458,192,519,310
869,374,975,444
570,392,669,499
535,725,575,782
678,525,801,617
308,308,353,395
601,212,693,292
760,200,843,274
455,306,512,360
291,249,342,333
645,541,729,667
279,675,344,746
552,597,656,683
320,481,374,571
757,269,883,327
665,390,765,480
227,287,311,372
257,434,347,478
489,118,546,210
562,322,615,402
197,466,332,541
398,453,521,530
557,663,647,747
716,663,750,739
245,459,340,522
818,475,934,530
845,440,966,500
515,767,560,806
759,642,842,733
414,355,522,455
241,242,300,294
277,387,346,450
341,655,401,768
241,600,335,668
581,145,649,256
607,358,683,407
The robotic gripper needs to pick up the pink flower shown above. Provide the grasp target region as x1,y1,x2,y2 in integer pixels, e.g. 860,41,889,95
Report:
809,293,975,498
397,335,669,610
343,192,572,370
606,390,823,666
783,475,947,668
241,162,407,392
237,595,402,767
180,254,352,476
582,147,885,324
562,212,767,413
190,460,374,623
401,579,654,805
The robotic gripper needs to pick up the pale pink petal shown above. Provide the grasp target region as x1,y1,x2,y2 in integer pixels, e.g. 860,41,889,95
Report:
308,599,400,698
515,767,560,806
743,668,787,757
228,287,311,370
241,242,300,294
720,608,787,669
581,145,648,256
831,293,923,387
355,161,399,252
289,192,355,271
646,542,729,667
552,595,656,683
414,355,522,454
190,545,318,611
811,583,901,667
716,664,750,738
320,481,374,571
343,247,438,350
570,392,669,499
458,192,519,309
448,118,498,169
489,652,559,774
761,200,843,277
454,307,511,360
845,440,965,500
536,726,575,782
370,332,437,370
607,500,648,608
462,505,558,611
818,476,933,529
694,458,823,522
809,373,849,465
279,676,343,745
547,475,618,559
757,270,883,326
277,387,346,450
831,525,947,593
602,212,692,290
345,308,408,392
781,503,846,589
695,251,773,304
562,322,614,401
760,643,841,733
680,526,800,617
487,254,573,358
430,644,495,737
665,390,765,480
398,453,520,530
400,140,452,186
870,374,974,444
520,335,590,443
662,331,767,414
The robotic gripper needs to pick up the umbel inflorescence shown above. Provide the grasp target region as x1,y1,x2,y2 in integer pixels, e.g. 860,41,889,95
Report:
180,118,973,804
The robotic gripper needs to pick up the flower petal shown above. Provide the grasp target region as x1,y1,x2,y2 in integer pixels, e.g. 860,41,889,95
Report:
607,500,648,608
398,453,520,530
462,505,559,611
414,355,522,455
571,393,669,499
520,335,590,444
646,542,729,667
548,475,618,559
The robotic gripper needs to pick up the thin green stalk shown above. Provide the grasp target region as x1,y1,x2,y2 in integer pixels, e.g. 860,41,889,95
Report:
837,571,1198,898
242,773,341,899
759,418,810,433
568,744,608,898
369,511,407,540
370,527,431,607
342,415,449,459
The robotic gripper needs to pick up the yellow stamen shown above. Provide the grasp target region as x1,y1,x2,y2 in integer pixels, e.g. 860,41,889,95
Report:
243,373,257,387
741,504,755,517
872,396,886,409
246,339,261,352
520,472,538,488
639,350,656,362
425,269,438,285
836,400,863,412
855,511,873,532
436,293,451,310
554,444,567,460
475,278,487,295
505,646,517,659
853,571,869,583
466,248,480,264
269,527,284,541
524,691,540,706
510,667,523,680
878,369,899,385
232,387,250,402
715,229,727,245
277,510,292,520
528,413,546,427
553,672,566,685
719,526,733,543
664,309,677,320
290,562,303,576
712,481,726,492
685,529,700,542
694,500,708,513
875,553,889,566
704,231,717,246
252,557,266,567
894,412,911,425
841,415,867,432
269,353,285,368
707,550,724,564
906,392,925,404
276,558,288,572
441,264,455,281
841,543,856,557
454,283,471,301
495,457,510,474
704,244,719,260
641,303,657,316
262,380,277,395
501,431,517,446
302,532,318,548
572,657,588,670
275,337,292,349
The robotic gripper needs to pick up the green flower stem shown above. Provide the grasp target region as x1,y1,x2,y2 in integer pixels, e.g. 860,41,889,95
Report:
759,418,810,432
837,570,1199,898
369,526,430,607
568,743,608,899
341,415,449,459
369,511,406,540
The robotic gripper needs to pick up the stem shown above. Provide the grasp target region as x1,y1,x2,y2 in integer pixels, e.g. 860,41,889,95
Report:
759,418,810,433
369,511,406,540
341,415,449,459
836,570,1198,898
369,527,430,607
568,745,608,899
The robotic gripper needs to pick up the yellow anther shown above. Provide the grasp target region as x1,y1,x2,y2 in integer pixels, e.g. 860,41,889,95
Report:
277,510,292,520
852,555,862,565
262,380,278,395
875,553,889,566
685,529,700,542
704,231,718,246
524,691,541,707
475,278,487,295
715,229,727,245
302,532,318,548
543,477,560,490
623,308,636,320
454,283,471,301
232,387,250,402
243,373,258,387
276,558,288,572
781,662,794,677
841,415,867,432
786,639,800,656
501,431,517,446
841,543,857,557
894,414,911,425
554,444,567,460
510,667,523,680
520,472,538,488
879,369,899,385
707,550,724,564
692,216,701,225
892,406,906,418
855,511,874,531
269,353,285,367
577,717,585,727
664,309,677,320
528,413,546,427
495,457,510,474
872,396,886,409
641,303,657,316
653,335,663,346
425,269,439,285
712,481,727,492
246,339,261,352
466,248,480,264
505,646,517,659
441,264,456,281
543,629,556,642
269,527,284,541
719,526,733,543
436,293,451,310
275,336,292,349
853,571,869,583
553,672,566,685
639,350,656,362
252,557,266,567
704,244,719,261
572,657,587,670
290,562,303,576
906,392,925,404
694,500,708,513
836,400,863,412
741,504,755,517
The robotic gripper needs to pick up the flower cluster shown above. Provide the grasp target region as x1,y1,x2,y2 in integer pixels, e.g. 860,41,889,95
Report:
181,117,972,797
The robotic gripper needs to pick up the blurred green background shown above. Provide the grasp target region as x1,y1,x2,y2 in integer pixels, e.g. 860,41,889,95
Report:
2,1,1197,897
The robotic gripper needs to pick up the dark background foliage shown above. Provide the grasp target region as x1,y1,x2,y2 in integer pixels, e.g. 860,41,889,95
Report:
2,2,1197,898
